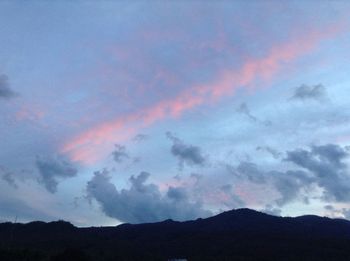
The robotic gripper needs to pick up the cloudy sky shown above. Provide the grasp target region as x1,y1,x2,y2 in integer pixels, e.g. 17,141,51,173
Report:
1,1,350,226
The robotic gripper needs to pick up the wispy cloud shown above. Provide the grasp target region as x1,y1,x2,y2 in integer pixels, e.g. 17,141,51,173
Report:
133,133,149,142
290,84,328,102
237,103,271,126
62,24,341,164
166,132,206,170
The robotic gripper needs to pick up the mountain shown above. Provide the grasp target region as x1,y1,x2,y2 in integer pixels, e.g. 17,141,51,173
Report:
1,209,350,261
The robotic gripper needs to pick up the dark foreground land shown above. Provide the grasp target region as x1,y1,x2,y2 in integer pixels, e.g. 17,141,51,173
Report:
1,208,350,261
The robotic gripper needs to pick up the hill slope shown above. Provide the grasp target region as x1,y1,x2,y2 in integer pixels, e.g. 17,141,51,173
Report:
1,209,350,261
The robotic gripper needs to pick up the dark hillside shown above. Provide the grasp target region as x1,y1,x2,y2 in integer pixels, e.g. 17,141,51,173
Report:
1,209,350,261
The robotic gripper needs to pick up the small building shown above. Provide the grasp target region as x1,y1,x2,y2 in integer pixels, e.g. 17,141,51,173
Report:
168,259,188,261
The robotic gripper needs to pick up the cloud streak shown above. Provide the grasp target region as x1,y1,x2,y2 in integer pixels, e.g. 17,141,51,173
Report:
290,84,327,102
237,103,271,126
62,23,343,164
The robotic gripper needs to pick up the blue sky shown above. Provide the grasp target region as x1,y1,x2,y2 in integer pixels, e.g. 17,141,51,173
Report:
1,1,350,226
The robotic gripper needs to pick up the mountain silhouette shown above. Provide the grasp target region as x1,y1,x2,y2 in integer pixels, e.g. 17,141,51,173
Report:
1,208,350,260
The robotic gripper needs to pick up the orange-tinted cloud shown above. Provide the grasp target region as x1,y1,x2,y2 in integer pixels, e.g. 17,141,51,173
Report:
62,24,344,164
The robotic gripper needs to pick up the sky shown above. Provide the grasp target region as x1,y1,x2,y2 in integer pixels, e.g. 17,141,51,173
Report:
1,1,350,227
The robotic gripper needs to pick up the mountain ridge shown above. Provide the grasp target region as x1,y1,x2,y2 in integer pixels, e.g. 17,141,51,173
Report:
1,208,350,261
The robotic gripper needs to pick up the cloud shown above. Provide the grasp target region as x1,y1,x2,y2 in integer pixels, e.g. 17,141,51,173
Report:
166,132,206,169
237,103,271,126
236,162,266,183
0,74,17,99
0,196,52,222
112,144,129,163
227,144,350,207
290,84,327,102
256,146,282,159
323,205,350,220
167,186,188,201
86,170,211,223
286,144,350,202
261,204,282,216
133,133,149,142
1,172,18,189
324,204,335,211
62,24,338,164
341,208,350,219
271,170,314,206
35,156,78,193
227,161,314,206
237,103,257,122
112,144,140,165
218,184,245,208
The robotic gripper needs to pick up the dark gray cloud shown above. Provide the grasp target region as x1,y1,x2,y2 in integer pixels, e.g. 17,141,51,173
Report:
227,161,314,206
236,161,266,183
133,133,149,142
166,132,206,169
86,169,211,223
237,103,271,126
224,143,350,208
0,74,17,99
112,144,129,163
256,146,282,159
324,204,334,211
35,156,78,193
271,170,314,206
112,144,141,165
274,174,298,206
261,204,282,216
286,144,350,202
290,84,327,101
229,144,350,206
1,172,18,189
167,186,188,201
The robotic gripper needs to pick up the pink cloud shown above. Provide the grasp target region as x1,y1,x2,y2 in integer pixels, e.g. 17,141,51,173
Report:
62,24,345,164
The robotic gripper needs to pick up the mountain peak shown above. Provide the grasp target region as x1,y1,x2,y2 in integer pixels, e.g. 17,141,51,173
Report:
1,208,350,260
